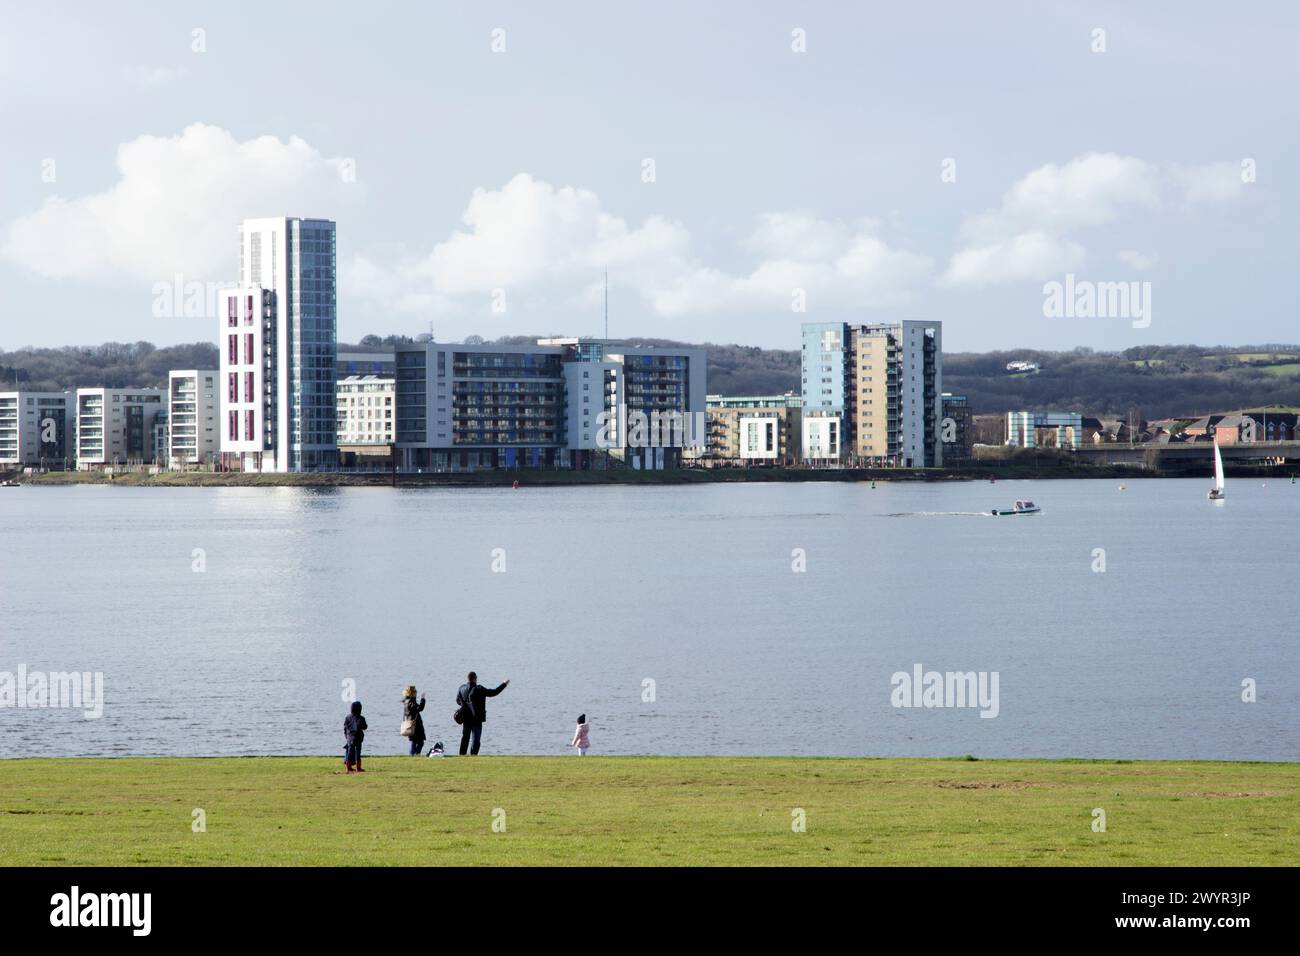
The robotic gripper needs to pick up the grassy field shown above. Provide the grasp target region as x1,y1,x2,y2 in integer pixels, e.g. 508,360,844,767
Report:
0,756,1295,866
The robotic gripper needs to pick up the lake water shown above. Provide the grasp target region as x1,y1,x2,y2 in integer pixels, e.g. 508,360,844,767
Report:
0,479,1296,761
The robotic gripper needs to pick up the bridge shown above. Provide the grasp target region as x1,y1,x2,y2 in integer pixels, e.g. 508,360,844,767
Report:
1073,441,1300,469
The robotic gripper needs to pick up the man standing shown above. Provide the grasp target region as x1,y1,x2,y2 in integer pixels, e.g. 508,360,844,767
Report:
456,671,510,756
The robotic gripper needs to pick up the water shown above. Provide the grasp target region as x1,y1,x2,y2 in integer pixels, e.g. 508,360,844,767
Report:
0,479,1295,760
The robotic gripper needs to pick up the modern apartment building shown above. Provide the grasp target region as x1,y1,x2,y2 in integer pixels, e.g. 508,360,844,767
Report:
799,322,849,465
941,393,972,462
0,391,75,467
336,375,395,446
699,393,802,465
168,370,220,467
393,338,706,471
75,388,165,467
801,320,943,467
540,338,707,470
218,217,338,472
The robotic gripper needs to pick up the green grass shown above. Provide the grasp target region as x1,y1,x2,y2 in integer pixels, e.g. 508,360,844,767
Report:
0,757,1295,866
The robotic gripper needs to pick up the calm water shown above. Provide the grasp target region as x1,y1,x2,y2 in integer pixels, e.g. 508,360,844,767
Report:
0,479,1296,760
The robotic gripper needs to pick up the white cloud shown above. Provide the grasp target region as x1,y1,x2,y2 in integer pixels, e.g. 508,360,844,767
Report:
943,232,1086,286
352,178,932,318
1117,249,1159,271
3,123,358,282
941,153,1243,286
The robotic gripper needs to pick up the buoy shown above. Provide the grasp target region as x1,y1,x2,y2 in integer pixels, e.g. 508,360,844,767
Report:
1119,484,1125,491
870,480,876,489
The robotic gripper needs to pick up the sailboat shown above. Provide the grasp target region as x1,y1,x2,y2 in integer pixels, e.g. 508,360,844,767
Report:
1208,440,1226,500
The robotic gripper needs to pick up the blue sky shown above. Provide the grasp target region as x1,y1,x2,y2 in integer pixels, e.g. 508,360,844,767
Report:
0,1,1296,352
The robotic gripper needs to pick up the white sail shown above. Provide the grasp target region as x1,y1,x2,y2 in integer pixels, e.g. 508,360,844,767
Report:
1213,440,1225,491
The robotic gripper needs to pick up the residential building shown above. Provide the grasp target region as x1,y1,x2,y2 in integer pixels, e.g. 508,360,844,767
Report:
168,370,220,467
75,388,165,467
801,320,943,467
1006,411,1083,449
393,338,706,471
940,393,972,463
0,391,75,467
218,217,338,472
337,375,395,445
699,393,802,465
540,338,707,470
799,322,849,465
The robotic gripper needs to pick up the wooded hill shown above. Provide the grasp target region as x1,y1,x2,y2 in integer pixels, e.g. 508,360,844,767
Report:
4,339,1297,419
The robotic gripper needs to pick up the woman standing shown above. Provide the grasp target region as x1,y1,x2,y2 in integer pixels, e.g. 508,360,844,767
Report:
402,686,426,756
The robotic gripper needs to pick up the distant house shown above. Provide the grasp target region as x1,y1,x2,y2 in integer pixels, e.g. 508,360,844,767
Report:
1215,411,1298,444
1182,415,1225,441
1083,417,1137,443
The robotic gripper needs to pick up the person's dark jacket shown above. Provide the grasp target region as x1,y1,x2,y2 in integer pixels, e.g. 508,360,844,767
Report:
403,696,426,743
344,712,367,744
456,681,507,723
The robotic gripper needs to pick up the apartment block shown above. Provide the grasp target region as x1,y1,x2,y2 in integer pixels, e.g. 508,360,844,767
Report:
75,388,165,467
799,322,849,464
801,320,942,467
394,338,706,471
941,393,972,462
336,375,395,445
168,370,220,467
700,394,802,464
0,391,75,467
218,217,338,472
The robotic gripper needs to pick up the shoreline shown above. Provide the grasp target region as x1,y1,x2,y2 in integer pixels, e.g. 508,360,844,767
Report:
3,463,1182,488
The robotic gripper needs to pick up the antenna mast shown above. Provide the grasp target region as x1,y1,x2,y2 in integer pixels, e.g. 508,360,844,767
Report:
604,270,609,339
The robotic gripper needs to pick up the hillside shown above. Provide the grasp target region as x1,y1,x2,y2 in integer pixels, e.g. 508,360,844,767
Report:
5,339,1298,419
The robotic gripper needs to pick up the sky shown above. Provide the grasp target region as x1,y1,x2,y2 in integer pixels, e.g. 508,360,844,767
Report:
0,1,1296,353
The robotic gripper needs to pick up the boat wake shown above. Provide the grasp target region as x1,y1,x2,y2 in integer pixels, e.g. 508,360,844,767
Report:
885,511,995,518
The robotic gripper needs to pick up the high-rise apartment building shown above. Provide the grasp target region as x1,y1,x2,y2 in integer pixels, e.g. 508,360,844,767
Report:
168,370,220,467
801,320,942,467
0,391,75,467
218,217,338,472
799,322,850,464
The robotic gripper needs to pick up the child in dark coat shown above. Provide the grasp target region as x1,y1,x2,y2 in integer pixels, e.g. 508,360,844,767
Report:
344,700,367,773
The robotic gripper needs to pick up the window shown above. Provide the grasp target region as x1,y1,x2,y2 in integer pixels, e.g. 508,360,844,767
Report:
245,372,254,403
228,335,238,365
245,410,254,441
245,334,255,365
227,297,238,328
228,373,237,404
245,295,254,325
228,411,238,440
